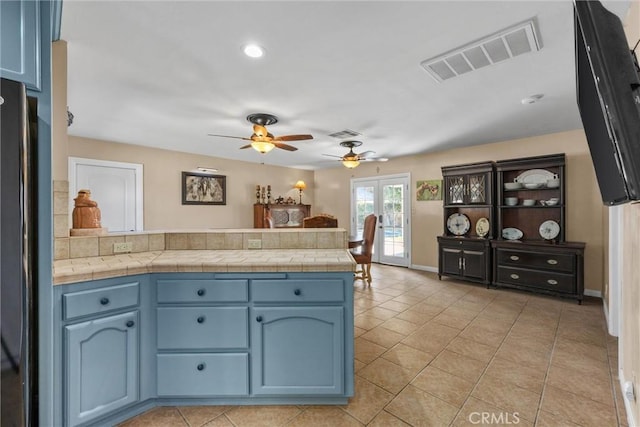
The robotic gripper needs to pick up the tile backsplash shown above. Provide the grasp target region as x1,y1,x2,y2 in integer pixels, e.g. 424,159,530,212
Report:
52,179,348,260
58,229,348,260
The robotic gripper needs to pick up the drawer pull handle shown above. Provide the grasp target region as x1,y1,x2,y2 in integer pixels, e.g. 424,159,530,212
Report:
510,255,520,261
197,316,206,324
197,288,206,297
510,274,520,280
126,320,135,328
256,316,263,323
197,363,205,371
294,289,301,296
547,279,558,285
100,297,110,306
547,259,558,265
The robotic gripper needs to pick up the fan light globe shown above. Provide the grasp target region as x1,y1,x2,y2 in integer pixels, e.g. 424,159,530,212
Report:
342,159,360,169
251,141,275,153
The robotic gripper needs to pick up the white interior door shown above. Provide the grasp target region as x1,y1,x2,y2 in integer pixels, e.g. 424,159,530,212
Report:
351,174,410,267
69,158,143,232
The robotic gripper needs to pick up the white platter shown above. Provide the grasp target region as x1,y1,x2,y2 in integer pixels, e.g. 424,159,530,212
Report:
539,220,560,240
514,169,555,185
502,227,523,240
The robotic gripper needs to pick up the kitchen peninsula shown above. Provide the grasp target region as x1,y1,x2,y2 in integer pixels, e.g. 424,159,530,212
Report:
52,229,356,427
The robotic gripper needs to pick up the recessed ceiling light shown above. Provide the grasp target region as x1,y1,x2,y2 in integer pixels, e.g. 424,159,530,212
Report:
243,44,265,58
521,94,544,104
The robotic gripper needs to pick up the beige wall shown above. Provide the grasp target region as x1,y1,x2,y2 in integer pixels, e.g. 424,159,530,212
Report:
619,2,640,424
52,40,68,181
315,129,605,293
67,136,314,230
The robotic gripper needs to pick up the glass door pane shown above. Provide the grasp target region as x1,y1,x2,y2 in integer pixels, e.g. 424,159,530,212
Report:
351,175,410,267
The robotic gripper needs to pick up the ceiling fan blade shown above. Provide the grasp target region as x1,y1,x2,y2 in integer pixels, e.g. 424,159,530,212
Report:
239,144,253,149
273,134,313,142
358,150,376,159
208,133,252,141
273,142,298,151
361,157,389,162
322,153,343,159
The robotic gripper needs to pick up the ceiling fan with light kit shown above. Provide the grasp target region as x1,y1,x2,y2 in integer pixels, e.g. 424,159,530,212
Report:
208,113,313,154
323,141,388,168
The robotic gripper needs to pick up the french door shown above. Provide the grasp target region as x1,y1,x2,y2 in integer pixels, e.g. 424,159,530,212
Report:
351,174,410,267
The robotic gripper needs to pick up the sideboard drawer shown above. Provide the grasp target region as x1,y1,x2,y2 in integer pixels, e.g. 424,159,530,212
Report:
157,307,248,349
251,279,344,303
63,282,139,320
157,279,248,303
157,353,248,396
496,249,574,273
496,267,575,294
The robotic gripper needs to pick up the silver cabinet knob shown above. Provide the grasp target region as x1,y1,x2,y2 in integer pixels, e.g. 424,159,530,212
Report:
510,255,520,261
510,274,520,280
547,259,558,265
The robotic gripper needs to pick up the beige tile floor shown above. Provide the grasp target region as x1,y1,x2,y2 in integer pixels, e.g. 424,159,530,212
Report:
120,265,626,427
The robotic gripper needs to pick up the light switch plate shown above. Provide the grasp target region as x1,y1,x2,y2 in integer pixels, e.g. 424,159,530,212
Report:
247,239,262,249
113,242,133,253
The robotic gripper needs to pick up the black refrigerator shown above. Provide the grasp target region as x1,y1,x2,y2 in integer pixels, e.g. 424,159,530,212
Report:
1,77,38,426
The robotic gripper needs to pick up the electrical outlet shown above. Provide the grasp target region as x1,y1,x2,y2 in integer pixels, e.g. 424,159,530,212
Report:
113,242,133,253
247,239,262,249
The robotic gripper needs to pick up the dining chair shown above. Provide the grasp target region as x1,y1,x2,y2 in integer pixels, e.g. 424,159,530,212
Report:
349,214,377,285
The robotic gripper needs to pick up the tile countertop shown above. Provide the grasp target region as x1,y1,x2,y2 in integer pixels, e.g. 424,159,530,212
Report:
52,249,357,285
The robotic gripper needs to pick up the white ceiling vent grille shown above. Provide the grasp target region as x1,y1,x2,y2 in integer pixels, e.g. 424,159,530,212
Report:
420,19,541,82
328,129,361,139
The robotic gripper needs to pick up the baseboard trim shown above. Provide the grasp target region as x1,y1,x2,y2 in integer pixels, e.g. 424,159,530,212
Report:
410,264,438,273
584,289,603,298
620,369,636,427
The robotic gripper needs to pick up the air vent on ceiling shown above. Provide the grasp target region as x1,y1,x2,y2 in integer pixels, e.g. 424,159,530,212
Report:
328,129,361,139
420,19,541,82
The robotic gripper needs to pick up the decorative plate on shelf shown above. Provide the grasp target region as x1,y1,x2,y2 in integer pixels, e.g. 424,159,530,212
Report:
502,227,523,240
539,220,560,240
476,217,490,238
446,213,470,236
514,169,555,185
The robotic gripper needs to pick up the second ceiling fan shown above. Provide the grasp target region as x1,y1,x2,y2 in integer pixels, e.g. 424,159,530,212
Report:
208,113,313,153
324,141,388,168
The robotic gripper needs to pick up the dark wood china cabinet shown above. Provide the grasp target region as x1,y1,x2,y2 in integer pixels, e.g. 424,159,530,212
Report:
437,154,586,303
491,153,585,303
438,161,495,285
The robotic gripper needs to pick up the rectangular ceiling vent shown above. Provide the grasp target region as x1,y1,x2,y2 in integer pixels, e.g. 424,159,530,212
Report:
420,19,541,82
328,129,361,139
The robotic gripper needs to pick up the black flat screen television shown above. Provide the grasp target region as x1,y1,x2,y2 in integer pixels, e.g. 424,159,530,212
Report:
575,0,640,205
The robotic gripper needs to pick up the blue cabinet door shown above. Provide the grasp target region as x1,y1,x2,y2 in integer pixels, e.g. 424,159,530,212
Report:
251,307,344,395
64,311,139,426
0,1,41,90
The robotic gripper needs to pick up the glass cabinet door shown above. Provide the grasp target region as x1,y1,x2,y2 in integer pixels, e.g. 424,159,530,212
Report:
468,174,487,204
445,176,465,204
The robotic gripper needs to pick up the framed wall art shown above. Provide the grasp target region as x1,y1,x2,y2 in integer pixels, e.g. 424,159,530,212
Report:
182,172,226,205
416,179,443,201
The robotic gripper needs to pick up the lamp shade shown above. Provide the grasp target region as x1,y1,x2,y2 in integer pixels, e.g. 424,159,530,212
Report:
294,180,306,190
251,141,276,153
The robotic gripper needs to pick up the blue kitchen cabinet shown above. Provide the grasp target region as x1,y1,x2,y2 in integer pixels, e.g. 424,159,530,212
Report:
64,310,139,426
0,0,41,90
251,306,344,395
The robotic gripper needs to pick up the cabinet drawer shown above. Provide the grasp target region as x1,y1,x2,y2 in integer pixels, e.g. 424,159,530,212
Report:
157,353,248,396
496,249,574,273
157,307,248,349
252,279,344,303
496,267,575,294
157,279,248,303
63,282,139,320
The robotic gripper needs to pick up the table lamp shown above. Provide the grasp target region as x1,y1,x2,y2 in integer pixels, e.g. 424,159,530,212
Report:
294,180,306,204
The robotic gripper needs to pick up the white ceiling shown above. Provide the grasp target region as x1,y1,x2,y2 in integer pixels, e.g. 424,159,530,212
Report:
60,1,631,170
